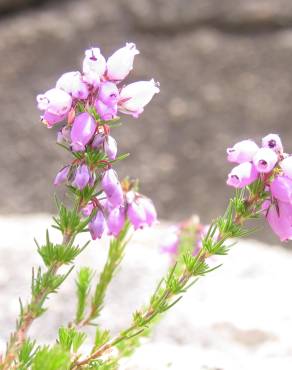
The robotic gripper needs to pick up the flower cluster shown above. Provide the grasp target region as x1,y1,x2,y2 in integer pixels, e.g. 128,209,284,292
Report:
37,43,159,239
37,43,159,128
83,178,157,239
226,134,292,241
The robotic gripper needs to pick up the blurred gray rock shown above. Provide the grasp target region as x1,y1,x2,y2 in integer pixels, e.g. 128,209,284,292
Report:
121,0,292,30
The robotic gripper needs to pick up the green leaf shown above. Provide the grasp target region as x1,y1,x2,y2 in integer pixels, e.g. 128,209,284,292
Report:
75,267,94,323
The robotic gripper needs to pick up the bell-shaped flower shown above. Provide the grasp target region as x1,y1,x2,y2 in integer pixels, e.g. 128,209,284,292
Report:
101,169,124,207
104,136,117,160
82,47,106,87
54,166,70,186
227,162,258,188
41,111,67,128
89,211,107,240
56,71,89,100
138,197,157,226
106,42,139,81
71,112,96,152
227,140,259,164
119,79,160,117
98,82,119,106
95,100,118,121
262,134,283,153
107,206,126,236
270,175,292,204
262,200,292,241
127,200,147,230
253,148,278,173
280,156,292,179
37,88,72,116
72,164,90,190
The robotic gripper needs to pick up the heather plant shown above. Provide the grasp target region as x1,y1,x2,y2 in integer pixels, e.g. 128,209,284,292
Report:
0,43,291,370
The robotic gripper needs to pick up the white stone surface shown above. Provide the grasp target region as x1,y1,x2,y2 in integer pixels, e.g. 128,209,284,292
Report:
0,214,292,369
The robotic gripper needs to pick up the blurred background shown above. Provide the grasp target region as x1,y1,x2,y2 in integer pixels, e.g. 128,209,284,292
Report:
2,0,292,243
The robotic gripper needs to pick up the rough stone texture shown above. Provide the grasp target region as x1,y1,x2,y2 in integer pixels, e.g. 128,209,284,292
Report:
1,215,292,369
1,0,292,244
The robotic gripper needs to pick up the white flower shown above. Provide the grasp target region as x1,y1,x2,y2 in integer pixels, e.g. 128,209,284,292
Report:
106,42,139,81
119,79,160,117
82,47,106,86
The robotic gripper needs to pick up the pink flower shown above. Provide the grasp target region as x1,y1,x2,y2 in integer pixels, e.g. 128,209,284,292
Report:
262,200,292,241
82,48,106,87
41,111,67,128
98,82,119,106
119,79,160,117
95,100,118,121
253,148,278,173
37,88,72,116
54,166,70,186
56,71,89,100
89,211,107,240
106,42,139,81
227,162,258,188
104,136,118,160
70,112,96,152
262,134,283,153
270,175,292,204
107,207,126,236
226,140,259,164
280,156,292,179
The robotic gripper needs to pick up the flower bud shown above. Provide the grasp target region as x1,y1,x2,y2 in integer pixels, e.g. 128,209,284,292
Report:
106,42,139,81
104,136,117,160
253,148,278,173
227,162,258,188
72,164,90,190
54,166,70,186
270,175,292,203
262,134,283,153
226,140,259,164
56,71,89,100
98,82,119,106
71,112,96,152
280,156,292,179
57,126,71,143
82,48,106,87
119,79,160,117
262,200,292,241
89,211,107,240
95,100,118,121
107,207,126,236
37,88,72,116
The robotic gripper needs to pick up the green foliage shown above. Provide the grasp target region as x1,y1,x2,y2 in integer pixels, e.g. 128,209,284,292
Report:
31,345,70,370
94,328,111,348
18,339,37,369
36,231,88,268
75,267,94,323
58,327,87,353
53,203,93,236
